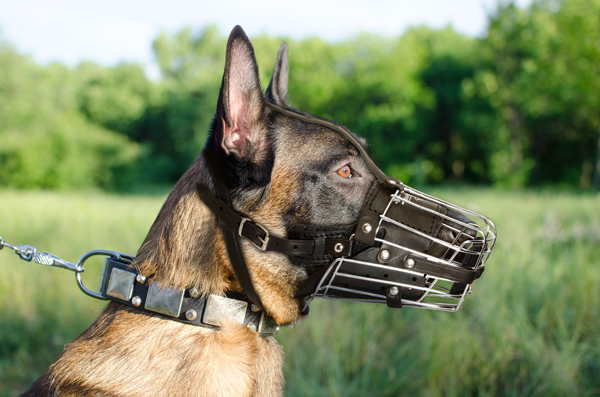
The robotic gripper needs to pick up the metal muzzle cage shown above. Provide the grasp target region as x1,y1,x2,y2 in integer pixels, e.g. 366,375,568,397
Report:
304,184,496,312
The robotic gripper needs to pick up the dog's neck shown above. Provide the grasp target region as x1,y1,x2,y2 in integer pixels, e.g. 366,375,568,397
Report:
24,156,288,395
134,157,242,297
131,153,305,326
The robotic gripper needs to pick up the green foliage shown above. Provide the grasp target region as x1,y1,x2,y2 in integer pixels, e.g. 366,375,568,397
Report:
285,31,437,182
1,0,599,190
0,113,141,190
1,188,598,395
77,62,159,135
138,26,225,181
465,0,600,187
0,45,141,190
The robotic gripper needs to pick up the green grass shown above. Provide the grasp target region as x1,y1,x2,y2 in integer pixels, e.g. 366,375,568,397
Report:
0,189,164,395
1,188,599,396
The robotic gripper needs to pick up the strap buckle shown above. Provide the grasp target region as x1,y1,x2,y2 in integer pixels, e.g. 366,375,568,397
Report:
238,218,270,251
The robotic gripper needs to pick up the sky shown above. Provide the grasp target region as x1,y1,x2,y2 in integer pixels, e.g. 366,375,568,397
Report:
0,0,533,77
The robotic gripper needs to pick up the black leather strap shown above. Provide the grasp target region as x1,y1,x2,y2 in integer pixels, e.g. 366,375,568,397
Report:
402,254,481,285
354,182,389,245
203,149,266,310
195,184,353,258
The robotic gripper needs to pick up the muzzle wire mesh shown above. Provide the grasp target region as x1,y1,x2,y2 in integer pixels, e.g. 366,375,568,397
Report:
305,185,496,312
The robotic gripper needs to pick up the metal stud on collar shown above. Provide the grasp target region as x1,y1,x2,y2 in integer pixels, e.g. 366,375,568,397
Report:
185,309,198,321
131,296,142,307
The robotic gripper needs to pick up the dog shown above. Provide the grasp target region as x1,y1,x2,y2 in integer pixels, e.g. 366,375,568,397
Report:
22,25,380,397
22,25,493,396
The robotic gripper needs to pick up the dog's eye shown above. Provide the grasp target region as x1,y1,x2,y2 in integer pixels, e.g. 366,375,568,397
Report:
336,165,353,179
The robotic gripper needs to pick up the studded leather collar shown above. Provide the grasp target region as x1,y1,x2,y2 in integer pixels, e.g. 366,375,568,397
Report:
99,256,279,337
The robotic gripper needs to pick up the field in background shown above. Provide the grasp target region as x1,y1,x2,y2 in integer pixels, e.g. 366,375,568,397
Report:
0,188,599,396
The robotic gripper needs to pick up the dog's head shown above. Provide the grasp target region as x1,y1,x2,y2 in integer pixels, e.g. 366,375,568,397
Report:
138,26,495,327
204,26,377,324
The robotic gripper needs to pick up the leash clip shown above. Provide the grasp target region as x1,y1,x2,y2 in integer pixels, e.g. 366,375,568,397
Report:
15,245,36,262
0,237,85,272
238,218,270,251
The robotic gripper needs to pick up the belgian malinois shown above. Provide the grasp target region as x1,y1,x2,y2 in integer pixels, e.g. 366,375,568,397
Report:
23,25,495,396
22,25,379,397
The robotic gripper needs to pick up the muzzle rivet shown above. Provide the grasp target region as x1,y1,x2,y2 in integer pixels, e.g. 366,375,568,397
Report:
405,258,416,268
334,243,344,253
379,249,390,262
185,309,197,321
131,296,142,307
189,288,200,298
389,286,399,296
248,323,257,331
362,223,372,234
136,274,146,284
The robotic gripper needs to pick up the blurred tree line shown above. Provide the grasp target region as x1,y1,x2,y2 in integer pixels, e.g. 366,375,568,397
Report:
0,0,598,191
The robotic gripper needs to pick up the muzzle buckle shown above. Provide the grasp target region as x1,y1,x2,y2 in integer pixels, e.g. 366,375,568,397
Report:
238,217,270,251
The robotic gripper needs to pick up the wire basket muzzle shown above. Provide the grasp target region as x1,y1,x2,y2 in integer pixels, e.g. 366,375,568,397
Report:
307,185,496,312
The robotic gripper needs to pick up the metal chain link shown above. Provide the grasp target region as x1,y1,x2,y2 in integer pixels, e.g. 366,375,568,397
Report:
0,236,84,272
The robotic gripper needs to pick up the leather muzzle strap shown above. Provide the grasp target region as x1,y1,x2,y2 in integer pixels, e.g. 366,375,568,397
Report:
203,149,266,310
195,184,353,258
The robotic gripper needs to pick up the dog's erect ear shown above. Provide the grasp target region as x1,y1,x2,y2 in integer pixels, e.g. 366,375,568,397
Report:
216,26,266,159
265,42,289,107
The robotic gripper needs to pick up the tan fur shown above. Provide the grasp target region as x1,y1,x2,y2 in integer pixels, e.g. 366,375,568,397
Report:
240,168,308,324
38,305,283,397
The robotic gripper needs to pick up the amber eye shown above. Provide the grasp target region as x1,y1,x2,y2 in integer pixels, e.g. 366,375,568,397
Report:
336,165,353,179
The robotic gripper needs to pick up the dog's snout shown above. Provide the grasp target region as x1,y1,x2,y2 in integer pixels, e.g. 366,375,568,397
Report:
425,207,485,265
438,208,478,244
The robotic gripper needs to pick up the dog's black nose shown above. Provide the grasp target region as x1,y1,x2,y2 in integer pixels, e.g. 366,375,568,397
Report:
427,208,484,267
439,208,478,242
